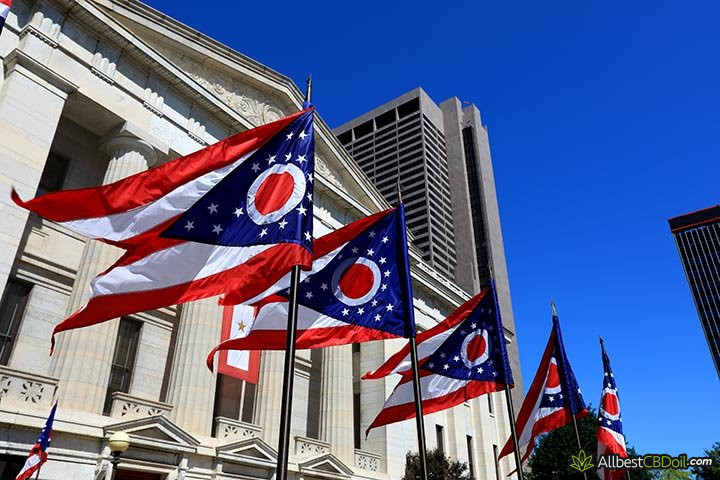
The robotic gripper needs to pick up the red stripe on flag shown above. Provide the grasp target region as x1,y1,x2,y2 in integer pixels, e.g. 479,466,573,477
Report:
366,378,507,435
597,427,627,456
15,449,46,480
11,109,308,222
208,323,398,370
51,244,310,351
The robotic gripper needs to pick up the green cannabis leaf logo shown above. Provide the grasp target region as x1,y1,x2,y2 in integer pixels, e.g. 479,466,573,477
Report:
570,450,594,472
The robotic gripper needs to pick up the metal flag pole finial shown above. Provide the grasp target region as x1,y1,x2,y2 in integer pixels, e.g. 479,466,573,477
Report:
305,74,312,104
550,299,558,317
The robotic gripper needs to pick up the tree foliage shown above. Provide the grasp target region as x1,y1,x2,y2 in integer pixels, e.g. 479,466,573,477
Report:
656,469,691,480
525,407,655,480
403,448,471,480
691,442,720,480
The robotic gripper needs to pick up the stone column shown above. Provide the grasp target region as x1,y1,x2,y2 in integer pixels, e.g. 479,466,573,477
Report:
359,341,391,472
319,345,354,465
50,128,156,414
0,53,75,295
166,298,222,436
253,351,285,448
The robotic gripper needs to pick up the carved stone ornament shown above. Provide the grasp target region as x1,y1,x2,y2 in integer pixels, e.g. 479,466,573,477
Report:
155,46,286,126
315,155,342,188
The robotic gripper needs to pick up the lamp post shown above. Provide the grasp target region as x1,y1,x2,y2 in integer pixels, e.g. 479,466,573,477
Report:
107,431,130,480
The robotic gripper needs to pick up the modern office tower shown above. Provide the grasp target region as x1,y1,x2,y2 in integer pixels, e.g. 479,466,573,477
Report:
335,89,523,404
669,206,720,377
335,90,458,281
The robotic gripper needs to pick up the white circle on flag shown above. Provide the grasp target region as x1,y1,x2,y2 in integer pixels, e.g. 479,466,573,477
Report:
247,163,306,225
331,257,382,306
460,329,491,368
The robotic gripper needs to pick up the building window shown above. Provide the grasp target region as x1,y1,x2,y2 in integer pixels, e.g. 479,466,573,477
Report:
0,280,32,366
435,424,445,454
114,470,163,480
398,98,420,118
36,152,70,196
0,453,27,480
337,130,352,145
467,435,476,480
493,444,501,480
212,374,257,435
353,392,361,448
103,318,142,415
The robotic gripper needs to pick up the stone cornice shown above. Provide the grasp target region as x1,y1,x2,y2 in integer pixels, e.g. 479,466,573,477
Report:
91,0,390,212
3,49,78,97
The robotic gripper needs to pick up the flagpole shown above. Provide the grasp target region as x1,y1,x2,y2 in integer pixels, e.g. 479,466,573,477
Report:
488,279,524,480
274,76,312,480
552,301,588,480
502,383,524,480
408,337,429,480
569,412,587,480
397,182,428,480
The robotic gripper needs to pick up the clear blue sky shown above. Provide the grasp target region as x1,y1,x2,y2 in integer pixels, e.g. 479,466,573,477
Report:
145,0,719,457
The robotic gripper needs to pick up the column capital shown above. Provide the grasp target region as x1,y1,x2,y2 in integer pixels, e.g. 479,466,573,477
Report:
100,122,168,168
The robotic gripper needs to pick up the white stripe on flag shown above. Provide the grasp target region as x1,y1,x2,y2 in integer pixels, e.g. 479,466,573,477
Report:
517,370,552,448
381,325,462,377
91,242,273,296
244,245,344,304
17,453,42,477
383,374,470,409
59,151,255,241
252,302,348,330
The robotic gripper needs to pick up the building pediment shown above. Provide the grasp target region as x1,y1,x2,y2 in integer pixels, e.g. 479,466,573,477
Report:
92,0,389,214
104,414,199,453
216,437,277,469
298,453,354,480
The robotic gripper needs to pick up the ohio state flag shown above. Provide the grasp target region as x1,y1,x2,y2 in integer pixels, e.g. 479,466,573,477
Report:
13,107,315,351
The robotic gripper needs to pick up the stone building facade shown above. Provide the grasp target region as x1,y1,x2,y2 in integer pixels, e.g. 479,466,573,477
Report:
0,1,520,479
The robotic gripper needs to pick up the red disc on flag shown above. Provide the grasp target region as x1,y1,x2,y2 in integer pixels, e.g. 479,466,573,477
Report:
338,263,375,299
255,172,295,215
467,335,487,362
247,164,306,225
332,257,381,306
545,358,562,394
461,329,490,367
601,389,621,420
